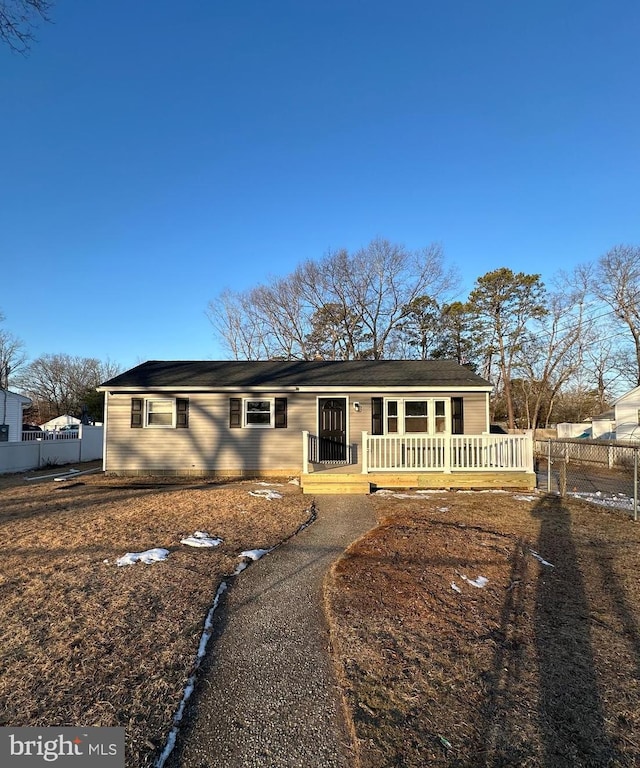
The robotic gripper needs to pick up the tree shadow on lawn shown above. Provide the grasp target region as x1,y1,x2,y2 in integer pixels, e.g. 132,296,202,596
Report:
478,494,619,767
533,494,617,767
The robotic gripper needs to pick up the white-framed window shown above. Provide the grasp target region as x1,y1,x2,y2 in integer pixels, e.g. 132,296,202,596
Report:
244,398,275,428
146,398,175,427
385,398,450,435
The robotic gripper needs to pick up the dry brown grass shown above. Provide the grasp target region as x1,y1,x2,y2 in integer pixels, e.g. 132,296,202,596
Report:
325,490,640,768
0,464,311,767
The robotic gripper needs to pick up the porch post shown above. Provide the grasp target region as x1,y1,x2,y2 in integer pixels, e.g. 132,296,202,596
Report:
524,430,534,472
443,434,451,473
302,430,309,474
361,431,368,474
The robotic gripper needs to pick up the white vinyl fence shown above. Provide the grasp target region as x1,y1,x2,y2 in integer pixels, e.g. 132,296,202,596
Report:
0,425,103,474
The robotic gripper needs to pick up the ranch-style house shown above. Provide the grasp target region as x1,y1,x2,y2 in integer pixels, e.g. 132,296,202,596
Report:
97,359,535,494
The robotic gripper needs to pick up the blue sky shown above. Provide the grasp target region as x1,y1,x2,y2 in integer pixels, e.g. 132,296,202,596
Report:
1,1,639,371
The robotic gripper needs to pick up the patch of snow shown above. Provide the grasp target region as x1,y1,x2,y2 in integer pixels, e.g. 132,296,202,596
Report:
240,548,271,561
249,489,283,500
456,489,509,494
461,574,488,588
437,507,450,512
253,481,283,486
180,531,223,548
288,477,300,485
529,550,554,567
451,582,462,594
116,548,169,567
374,489,426,499
233,547,272,575
569,490,635,513
513,494,538,502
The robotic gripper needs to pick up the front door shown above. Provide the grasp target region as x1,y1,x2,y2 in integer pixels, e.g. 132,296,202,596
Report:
319,398,347,462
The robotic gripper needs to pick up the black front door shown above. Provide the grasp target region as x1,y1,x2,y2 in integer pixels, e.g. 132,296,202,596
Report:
319,398,347,462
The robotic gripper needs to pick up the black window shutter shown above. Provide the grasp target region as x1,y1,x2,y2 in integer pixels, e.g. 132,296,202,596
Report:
371,397,383,435
131,398,143,428
274,397,287,428
230,398,242,428
176,398,189,428
452,397,464,434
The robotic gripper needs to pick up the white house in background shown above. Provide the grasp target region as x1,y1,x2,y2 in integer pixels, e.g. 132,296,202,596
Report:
613,387,640,441
41,414,81,431
0,390,32,442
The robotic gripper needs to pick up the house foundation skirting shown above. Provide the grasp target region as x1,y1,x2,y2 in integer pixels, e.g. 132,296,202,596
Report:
105,468,300,479
301,470,536,495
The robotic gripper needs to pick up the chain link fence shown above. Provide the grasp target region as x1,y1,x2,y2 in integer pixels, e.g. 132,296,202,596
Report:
534,438,639,521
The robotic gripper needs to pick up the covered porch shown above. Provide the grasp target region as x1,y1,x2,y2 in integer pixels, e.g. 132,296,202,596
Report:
300,431,536,494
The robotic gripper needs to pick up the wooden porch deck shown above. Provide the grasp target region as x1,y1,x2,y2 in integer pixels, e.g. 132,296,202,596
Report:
301,432,536,494
301,467,536,495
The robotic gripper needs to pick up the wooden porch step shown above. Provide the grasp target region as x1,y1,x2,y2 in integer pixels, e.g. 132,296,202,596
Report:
301,473,372,495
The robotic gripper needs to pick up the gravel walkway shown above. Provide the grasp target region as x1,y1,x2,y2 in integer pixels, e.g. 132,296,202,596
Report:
165,494,376,768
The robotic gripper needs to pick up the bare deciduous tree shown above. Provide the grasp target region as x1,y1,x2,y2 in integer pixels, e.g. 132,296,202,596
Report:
0,310,27,388
15,354,120,423
515,273,588,428
0,0,52,54
207,238,458,360
594,245,640,386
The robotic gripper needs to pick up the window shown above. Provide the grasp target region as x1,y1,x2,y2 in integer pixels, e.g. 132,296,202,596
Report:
245,399,273,427
384,398,451,435
146,399,175,427
404,400,428,433
230,397,287,429
130,398,189,428
387,401,398,433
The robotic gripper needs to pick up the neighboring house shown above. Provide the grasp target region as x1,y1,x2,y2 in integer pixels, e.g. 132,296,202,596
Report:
0,389,32,442
97,360,535,494
41,415,81,431
613,387,640,441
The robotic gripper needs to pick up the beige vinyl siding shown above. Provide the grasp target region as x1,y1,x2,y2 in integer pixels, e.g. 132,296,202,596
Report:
104,390,489,473
105,392,315,473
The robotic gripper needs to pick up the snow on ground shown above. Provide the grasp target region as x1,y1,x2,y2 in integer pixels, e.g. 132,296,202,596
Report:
461,574,489,588
249,489,283,500
234,548,271,574
180,531,223,548
155,581,228,768
568,490,636,514
115,548,169,566
530,550,554,567
106,490,314,768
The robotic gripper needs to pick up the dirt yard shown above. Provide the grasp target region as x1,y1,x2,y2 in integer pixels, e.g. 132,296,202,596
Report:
325,490,640,768
0,464,311,768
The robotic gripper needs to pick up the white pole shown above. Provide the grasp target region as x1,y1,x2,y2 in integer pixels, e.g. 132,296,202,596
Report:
302,430,309,474
361,431,368,474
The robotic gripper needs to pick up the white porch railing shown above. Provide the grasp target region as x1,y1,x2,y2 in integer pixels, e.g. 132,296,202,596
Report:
362,432,533,473
302,431,534,474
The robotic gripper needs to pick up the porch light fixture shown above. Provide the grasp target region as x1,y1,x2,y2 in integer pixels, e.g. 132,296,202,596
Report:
353,402,360,412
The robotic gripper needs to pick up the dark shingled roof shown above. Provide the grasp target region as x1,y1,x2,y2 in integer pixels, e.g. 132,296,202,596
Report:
99,360,491,390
